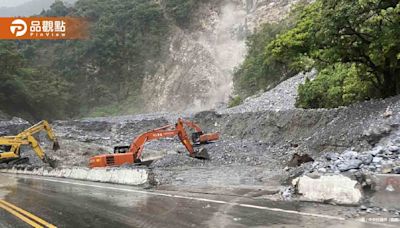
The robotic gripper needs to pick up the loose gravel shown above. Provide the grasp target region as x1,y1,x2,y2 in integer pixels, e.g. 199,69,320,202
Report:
219,69,317,114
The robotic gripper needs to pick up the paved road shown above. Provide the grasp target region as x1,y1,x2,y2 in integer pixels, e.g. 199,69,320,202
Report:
0,174,393,228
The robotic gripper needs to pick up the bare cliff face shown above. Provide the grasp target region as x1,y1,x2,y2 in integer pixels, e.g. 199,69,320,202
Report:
141,0,300,113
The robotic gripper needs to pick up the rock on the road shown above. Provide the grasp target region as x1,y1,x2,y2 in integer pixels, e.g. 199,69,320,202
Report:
293,174,363,205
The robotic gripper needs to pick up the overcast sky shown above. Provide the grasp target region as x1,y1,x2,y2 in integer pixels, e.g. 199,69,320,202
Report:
0,0,32,7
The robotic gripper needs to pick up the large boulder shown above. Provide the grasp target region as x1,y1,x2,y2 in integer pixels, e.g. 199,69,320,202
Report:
293,174,363,205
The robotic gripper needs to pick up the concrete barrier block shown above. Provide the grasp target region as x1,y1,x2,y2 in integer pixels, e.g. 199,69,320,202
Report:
48,169,62,177
69,167,89,180
0,166,148,186
87,168,111,182
60,168,72,178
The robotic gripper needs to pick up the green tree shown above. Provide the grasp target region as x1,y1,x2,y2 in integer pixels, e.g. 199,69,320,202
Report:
41,0,71,17
233,1,310,98
0,41,72,120
268,0,400,98
19,0,171,117
0,41,33,119
296,64,377,108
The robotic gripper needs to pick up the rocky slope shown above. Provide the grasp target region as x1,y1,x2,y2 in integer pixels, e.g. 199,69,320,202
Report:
142,0,301,113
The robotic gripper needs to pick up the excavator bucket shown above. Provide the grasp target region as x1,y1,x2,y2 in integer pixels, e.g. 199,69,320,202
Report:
53,141,60,151
194,148,210,160
43,154,57,168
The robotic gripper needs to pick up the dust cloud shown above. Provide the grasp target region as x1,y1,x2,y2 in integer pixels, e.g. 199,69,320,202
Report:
196,1,248,110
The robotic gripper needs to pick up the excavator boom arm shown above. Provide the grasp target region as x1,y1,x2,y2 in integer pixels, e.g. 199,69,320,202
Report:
17,120,60,150
181,120,203,133
89,118,218,168
128,123,195,161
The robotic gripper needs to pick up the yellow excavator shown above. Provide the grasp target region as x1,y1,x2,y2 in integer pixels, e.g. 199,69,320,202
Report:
0,120,60,168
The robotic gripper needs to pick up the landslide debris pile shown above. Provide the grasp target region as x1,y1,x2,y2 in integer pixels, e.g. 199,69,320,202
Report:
220,70,317,114
1,74,400,189
301,112,400,176
0,117,30,135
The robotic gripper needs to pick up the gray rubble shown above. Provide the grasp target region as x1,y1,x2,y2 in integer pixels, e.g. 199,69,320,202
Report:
299,125,400,176
0,117,30,136
219,70,317,114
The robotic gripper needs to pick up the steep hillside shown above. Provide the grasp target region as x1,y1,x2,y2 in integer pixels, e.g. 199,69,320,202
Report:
0,111,10,121
0,0,301,120
142,0,301,112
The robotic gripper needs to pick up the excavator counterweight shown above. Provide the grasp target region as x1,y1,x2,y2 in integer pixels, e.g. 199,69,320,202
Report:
89,118,219,168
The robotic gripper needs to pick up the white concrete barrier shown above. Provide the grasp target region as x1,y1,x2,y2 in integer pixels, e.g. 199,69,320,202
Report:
0,166,148,186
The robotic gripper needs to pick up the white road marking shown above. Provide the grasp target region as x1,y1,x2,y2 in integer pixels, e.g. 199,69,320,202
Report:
11,175,346,221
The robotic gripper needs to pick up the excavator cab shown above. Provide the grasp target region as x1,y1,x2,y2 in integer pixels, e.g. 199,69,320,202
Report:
114,146,130,154
0,146,24,164
0,120,60,168
0,145,11,152
191,132,203,145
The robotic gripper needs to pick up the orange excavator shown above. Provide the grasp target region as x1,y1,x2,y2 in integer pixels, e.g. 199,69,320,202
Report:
89,118,219,168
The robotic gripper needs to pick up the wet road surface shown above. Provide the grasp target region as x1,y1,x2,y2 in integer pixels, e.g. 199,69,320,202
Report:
0,174,394,228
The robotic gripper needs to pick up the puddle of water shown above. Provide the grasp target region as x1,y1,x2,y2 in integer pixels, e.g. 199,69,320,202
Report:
0,174,17,199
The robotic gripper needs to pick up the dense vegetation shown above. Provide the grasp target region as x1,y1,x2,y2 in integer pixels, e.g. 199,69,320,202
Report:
0,0,196,120
233,22,294,99
0,41,73,120
2,0,399,119
296,64,376,108
232,1,307,102
234,0,400,109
